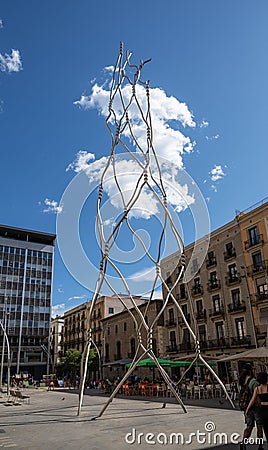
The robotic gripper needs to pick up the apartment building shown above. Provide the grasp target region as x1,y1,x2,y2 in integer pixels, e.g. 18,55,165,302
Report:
0,224,55,380
50,315,64,369
161,216,257,360
63,295,146,357
236,199,268,346
101,298,165,379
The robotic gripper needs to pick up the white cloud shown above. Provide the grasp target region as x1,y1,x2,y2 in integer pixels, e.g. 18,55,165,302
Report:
130,266,157,282
205,134,220,141
0,19,3,29
200,119,209,128
58,286,64,294
210,165,226,182
74,82,196,169
42,198,63,214
0,49,22,73
51,303,65,317
71,76,199,219
67,295,87,301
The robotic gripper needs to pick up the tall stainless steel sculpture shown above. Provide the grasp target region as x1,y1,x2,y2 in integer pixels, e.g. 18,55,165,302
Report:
77,43,235,417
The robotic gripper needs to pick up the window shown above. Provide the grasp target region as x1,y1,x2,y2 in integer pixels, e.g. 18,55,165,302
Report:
196,299,203,314
168,308,175,324
198,325,206,342
123,322,127,331
194,277,201,288
209,271,218,287
235,318,245,339
182,328,190,343
115,325,118,334
170,330,177,349
108,307,114,314
215,322,224,340
130,338,135,357
181,304,188,317
212,294,221,312
180,284,186,299
226,242,235,256
105,343,109,361
252,252,263,271
257,282,268,300
228,263,238,280
116,341,121,359
231,289,240,307
207,251,216,266
248,226,259,246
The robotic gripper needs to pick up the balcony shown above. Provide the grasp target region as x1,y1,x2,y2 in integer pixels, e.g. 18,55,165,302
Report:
225,273,241,286
195,310,207,322
165,319,176,327
227,301,246,313
209,306,225,318
207,280,221,292
224,248,236,261
191,285,204,297
178,313,191,326
244,234,264,250
178,342,195,352
247,260,268,277
206,257,217,268
207,338,230,349
230,335,251,347
255,292,268,303
166,345,179,353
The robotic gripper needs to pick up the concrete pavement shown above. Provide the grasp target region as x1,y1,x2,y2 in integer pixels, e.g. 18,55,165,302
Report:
0,388,265,449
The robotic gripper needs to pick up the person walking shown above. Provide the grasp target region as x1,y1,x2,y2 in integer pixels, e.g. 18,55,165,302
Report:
246,372,268,446
238,364,263,450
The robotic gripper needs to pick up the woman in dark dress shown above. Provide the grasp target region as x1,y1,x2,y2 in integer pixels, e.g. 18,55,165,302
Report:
246,372,268,444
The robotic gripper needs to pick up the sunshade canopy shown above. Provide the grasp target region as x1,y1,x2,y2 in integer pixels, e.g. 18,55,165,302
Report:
125,357,216,368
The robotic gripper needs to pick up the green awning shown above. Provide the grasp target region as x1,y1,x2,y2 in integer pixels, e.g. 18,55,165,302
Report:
125,357,216,368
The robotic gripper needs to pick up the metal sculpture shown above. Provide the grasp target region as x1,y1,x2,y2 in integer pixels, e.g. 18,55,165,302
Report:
77,42,235,418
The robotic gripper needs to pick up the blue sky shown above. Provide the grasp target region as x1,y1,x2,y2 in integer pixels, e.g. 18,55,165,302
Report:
1,1,268,316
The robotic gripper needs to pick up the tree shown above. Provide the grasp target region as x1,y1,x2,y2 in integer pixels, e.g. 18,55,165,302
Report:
56,349,82,378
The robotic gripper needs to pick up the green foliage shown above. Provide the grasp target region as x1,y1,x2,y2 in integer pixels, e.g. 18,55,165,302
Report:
56,348,82,377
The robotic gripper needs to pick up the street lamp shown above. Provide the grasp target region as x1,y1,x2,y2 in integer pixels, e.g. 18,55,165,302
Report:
241,265,258,348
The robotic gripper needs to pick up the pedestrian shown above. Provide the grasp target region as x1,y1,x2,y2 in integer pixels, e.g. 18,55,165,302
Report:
245,371,268,446
47,380,54,391
238,364,263,450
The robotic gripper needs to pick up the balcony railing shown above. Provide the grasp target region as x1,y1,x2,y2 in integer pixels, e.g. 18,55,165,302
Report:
256,292,268,303
165,319,176,327
207,338,229,348
207,280,221,292
191,286,204,296
178,313,191,325
224,248,236,261
227,301,246,313
230,335,251,346
209,306,225,318
206,257,217,268
166,345,178,353
178,342,195,352
195,310,207,321
225,273,241,285
247,260,268,277
244,234,264,249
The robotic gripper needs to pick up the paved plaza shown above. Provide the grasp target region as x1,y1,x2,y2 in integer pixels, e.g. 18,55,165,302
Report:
0,388,265,449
